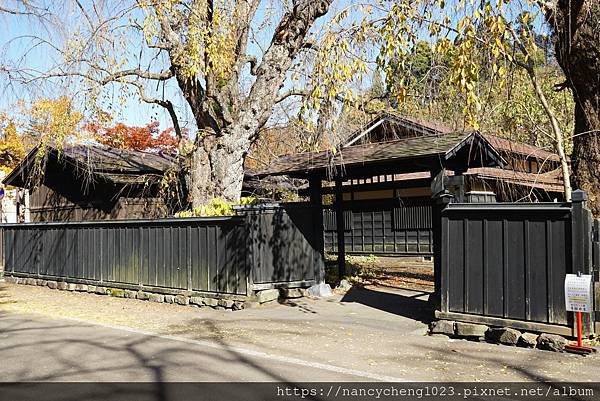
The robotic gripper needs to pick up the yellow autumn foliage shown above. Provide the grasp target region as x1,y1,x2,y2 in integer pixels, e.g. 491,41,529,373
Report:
0,113,26,175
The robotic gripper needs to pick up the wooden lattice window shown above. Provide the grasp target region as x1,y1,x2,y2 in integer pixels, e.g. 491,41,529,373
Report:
393,205,432,230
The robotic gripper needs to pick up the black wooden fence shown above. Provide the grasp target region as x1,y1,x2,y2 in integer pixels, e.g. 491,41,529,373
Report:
0,204,324,297
323,199,434,255
436,191,598,336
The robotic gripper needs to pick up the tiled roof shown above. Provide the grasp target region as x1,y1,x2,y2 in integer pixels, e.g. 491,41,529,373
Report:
258,131,501,177
482,134,564,163
343,112,564,163
465,167,565,192
3,143,175,187
60,144,174,173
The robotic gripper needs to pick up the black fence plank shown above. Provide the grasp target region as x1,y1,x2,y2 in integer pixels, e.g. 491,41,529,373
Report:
447,218,465,312
465,219,483,315
484,219,503,317
440,203,577,330
528,219,549,322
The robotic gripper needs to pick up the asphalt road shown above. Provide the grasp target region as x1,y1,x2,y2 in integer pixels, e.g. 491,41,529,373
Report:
2,282,600,393
0,312,401,383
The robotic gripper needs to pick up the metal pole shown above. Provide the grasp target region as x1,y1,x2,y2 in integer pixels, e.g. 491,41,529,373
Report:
577,311,583,348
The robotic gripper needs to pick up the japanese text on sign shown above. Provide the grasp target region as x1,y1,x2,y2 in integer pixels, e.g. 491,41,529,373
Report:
564,274,593,313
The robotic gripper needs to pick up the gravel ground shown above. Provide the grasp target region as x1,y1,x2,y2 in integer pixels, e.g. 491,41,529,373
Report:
343,256,434,292
1,282,598,382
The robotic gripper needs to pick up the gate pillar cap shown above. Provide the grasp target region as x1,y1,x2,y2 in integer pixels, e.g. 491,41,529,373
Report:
572,190,587,202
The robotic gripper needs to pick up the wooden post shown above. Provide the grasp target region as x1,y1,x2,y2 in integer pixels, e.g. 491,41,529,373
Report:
308,176,325,283
571,189,594,335
335,178,346,280
432,191,453,311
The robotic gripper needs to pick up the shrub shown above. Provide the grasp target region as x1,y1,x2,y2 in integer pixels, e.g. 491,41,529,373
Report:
175,197,259,217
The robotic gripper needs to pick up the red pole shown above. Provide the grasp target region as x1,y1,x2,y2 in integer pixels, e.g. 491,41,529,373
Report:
577,311,583,348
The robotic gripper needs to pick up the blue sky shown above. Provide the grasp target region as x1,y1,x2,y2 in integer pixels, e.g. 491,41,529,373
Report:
0,0,545,132
0,1,357,132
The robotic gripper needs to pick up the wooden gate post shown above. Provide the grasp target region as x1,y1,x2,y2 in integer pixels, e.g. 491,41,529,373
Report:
335,178,346,280
571,189,595,335
432,191,454,311
308,176,325,284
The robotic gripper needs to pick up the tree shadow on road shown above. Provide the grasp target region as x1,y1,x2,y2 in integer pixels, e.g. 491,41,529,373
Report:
410,341,600,399
340,286,434,324
0,314,325,401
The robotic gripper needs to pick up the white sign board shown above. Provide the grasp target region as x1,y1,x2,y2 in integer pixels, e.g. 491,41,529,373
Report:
564,274,593,313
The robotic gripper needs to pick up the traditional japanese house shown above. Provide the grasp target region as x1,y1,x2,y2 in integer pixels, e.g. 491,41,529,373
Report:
2,143,175,222
258,112,566,257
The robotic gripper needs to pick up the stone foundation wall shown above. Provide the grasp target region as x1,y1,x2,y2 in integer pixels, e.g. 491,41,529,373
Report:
3,274,248,310
3,274,310,310
429,319,574,353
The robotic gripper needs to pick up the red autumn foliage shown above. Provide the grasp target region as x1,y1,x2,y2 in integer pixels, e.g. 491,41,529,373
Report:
85,120,185,152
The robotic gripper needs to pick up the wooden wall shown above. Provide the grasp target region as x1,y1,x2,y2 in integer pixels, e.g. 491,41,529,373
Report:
29,184,168,222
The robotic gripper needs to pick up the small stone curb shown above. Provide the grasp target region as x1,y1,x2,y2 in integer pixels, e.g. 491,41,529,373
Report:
254,287,310,304
429,319,570,352
5,276,245,311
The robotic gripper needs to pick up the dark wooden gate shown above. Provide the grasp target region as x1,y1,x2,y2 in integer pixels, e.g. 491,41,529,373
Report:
436,190,597,336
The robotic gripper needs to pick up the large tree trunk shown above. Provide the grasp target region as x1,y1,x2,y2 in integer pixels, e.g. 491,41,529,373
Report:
189,125,251,208
179,1,332,206
549,1,600,214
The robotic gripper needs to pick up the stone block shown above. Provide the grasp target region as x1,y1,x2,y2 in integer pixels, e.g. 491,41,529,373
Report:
124,290,137,299
218,299,234,308
149,293,164,303
204,298,218,307
233,301,244,311
485,327,521,345
429,320,455,336
256,289,280,304
280,288,304,299
36,279,45,286
164,295,175,304
57,282,68,291
537,333,567,352
518,332,538,348
174,295,189,305
66,283,77,291
95,286,107,295
4,276,15,284
87,285,97,293
137,291,150,300
190,297,205,306
75,284,88,292
26,278,37,286
107,288,125,298
46,281,58,289
455,322,488,338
